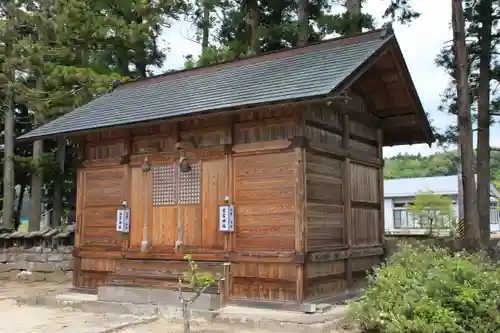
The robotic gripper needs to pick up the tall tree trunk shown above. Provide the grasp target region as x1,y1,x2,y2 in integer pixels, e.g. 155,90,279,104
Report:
452,0,480,246
476,0,493,242
202,0,210,49
52,136,66,227
297,0,309,46
2,86,15,231
346,0,362,34
29,78,45,232
14,183,26,231
245,0,260,55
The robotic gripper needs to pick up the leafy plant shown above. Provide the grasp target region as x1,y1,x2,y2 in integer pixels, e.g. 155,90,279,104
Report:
178,254,218,333
348,243,500,333
406,191,456,236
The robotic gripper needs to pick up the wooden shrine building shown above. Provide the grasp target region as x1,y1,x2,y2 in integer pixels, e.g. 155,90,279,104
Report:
19,27,434,310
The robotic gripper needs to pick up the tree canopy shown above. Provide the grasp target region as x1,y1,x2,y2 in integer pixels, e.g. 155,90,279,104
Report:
384,150,500,185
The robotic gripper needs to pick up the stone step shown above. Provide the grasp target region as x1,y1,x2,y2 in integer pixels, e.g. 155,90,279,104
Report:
98,285,221,310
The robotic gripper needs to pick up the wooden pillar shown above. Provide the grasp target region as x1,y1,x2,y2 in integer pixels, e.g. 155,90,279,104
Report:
342,113,353,288
377,129,385,246
74,139,86,250
121,130,132,251
226,115,235,254
295,146,306,303
140,156,151,252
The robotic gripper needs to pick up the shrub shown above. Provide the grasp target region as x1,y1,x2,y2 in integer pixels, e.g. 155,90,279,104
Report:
348,243,500,333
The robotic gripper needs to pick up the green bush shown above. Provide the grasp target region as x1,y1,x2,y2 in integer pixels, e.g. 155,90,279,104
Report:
348,243,500,333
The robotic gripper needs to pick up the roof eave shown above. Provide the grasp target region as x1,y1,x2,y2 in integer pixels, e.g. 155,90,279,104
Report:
388,38,435,146
16,93,332,143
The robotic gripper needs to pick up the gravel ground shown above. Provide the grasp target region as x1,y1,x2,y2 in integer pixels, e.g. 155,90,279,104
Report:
0,281,351,333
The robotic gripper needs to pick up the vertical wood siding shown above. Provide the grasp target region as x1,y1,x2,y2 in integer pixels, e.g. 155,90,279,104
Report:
303,92,384,301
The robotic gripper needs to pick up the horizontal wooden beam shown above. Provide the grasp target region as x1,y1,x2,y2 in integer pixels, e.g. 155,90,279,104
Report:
307,247,384,262
308,142,382,168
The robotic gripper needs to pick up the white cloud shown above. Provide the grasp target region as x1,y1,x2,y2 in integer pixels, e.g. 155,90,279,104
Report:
157,1,500,158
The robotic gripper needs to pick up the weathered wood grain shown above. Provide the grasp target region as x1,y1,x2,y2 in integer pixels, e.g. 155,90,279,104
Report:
201,159,227,250
74,101,384,305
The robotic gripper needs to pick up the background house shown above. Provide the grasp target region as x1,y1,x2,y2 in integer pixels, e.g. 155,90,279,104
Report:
384,175,500,235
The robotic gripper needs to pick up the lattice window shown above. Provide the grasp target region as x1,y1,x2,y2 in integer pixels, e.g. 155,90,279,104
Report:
152,162,201,206
179,163,201,204
152,165,177,206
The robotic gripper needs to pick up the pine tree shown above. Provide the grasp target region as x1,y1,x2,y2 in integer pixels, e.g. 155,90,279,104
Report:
435,0,500,244
0,0,31,231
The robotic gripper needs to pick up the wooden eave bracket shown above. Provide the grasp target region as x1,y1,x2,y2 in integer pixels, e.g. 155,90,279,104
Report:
176,137,198,151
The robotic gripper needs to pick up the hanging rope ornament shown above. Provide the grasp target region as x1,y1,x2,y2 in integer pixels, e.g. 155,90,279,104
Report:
141,156,151,173
179,151,191,173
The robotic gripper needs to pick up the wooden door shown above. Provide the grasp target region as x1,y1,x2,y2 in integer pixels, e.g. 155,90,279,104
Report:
78,166,128,250
74,165,128,288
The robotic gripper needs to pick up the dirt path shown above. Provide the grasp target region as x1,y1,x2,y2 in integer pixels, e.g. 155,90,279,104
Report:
0,281,147,333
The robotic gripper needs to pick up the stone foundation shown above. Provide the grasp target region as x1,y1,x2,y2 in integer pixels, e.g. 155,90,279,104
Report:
0,246,73,283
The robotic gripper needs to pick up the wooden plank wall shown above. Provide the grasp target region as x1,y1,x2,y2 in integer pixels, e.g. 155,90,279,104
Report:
303,92,384,301
73,106,304,304
73,98,384,303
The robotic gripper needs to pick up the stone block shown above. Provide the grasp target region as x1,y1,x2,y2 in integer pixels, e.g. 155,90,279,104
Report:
27,246,44,253
47,253,64,262
25,253,48,262
12,261,28,270
55,260,73,271
60,246,73,254
0,270,19,280
148,288,177,304
149,289,221,310
12,253,28,261
7,247,22,253
28,262,56,273
0,263,22,273
98,286,151,304
0,253,10,263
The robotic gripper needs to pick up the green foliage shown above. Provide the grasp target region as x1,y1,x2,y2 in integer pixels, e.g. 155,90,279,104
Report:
384,149,500,185
384,151,460,179
407,191,455,234
348,243,500,333
184,45,241,68
434,0,500,143
182,254,216,290
183,0,419,70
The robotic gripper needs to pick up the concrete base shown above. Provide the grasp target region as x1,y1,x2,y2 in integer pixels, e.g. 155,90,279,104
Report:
16,291,348,333
98,285,221,310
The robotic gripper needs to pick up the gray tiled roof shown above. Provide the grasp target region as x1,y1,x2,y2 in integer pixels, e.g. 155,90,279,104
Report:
19,33,391,141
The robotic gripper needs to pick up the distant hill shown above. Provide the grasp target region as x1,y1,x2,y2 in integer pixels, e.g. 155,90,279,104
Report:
384,150,500,186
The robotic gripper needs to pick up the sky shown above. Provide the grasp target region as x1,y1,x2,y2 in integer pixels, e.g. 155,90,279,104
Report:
156,0,500,158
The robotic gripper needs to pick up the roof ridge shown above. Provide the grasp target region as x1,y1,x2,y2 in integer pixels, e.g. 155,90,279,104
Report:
116,28,391,90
